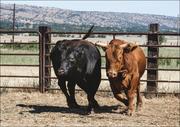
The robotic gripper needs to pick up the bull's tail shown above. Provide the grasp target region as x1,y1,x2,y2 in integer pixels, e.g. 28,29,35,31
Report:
82,25,94,40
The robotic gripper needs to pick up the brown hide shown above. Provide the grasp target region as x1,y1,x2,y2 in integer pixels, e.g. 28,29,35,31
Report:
104,39,146,115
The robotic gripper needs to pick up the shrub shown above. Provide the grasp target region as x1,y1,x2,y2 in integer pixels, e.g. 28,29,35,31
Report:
0,42,38,51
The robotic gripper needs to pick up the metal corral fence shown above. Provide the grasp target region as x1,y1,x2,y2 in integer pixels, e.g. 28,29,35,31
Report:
0,23,179,97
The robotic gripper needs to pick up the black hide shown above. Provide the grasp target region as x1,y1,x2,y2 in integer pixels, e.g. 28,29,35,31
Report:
50,39,101,112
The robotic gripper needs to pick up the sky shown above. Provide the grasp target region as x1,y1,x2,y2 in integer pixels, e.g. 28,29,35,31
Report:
1,1,179,17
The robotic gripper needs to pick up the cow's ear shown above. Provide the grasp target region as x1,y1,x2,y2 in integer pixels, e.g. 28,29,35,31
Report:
123,43,137,53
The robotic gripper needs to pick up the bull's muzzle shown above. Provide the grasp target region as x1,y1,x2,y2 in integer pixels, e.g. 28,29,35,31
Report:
57,69,65,75
107,69,127,79
107,70,118,78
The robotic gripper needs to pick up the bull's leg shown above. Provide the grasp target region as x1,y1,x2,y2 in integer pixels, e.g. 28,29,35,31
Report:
127,75,139,116
110,83,128,106
136,84,143,111
127,90,136,116
82,77,100,113
58,80,70,107
87,93,99,113
67,82,79,108
113,93,128,106
122,73,131,89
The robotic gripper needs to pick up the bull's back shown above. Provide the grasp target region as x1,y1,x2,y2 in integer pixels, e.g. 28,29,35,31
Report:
132,47,146,77
80,40,101,75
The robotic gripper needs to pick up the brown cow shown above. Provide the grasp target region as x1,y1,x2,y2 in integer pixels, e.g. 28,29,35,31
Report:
96,39,146,115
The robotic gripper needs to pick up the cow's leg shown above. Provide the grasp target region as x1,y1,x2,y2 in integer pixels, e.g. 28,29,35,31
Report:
127,75,139,116
136,84,142,111
67,82,79,108
58,79,70,107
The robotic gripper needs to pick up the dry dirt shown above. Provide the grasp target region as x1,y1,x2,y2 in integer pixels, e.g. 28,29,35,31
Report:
0,91,179,127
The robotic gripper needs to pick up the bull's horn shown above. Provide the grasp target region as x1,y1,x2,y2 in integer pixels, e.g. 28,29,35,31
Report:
95,41,108,48
120,43,138,52
120,43,129,48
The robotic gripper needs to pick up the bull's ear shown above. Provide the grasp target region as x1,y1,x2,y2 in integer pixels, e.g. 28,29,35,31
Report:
76,47,85,57
122,43,137,52
95,41,108,51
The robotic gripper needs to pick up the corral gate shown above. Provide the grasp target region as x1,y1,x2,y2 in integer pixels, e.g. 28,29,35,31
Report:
0,23,179,98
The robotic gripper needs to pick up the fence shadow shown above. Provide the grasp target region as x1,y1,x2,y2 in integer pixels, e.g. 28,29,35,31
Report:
16,104,122,115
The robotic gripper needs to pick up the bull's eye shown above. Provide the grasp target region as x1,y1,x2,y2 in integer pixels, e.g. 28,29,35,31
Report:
69,57,75,62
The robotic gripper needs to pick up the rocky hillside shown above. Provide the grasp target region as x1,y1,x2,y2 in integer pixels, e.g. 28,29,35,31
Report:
1,3,178,32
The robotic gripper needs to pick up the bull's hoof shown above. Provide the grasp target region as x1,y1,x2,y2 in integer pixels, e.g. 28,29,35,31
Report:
136,104,143,112
94,103,100,109
68,103,80,109
127,110,133,116
122,99,129,106
86,108,96,115
112,108,121,113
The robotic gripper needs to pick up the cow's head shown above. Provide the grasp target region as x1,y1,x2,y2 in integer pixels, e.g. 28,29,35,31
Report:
96,40,137,79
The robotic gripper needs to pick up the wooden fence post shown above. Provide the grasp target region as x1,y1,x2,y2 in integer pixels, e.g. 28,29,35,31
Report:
45,27,51,89
146,23,159,98
39,26,51,93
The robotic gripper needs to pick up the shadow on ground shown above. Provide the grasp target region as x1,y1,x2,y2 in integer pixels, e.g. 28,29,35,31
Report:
16,104,124,115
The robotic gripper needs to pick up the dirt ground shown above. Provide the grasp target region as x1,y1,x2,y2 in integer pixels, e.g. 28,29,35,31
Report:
0,91,179,127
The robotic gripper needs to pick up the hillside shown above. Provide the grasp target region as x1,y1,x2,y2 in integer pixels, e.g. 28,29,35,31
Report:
0,3,178,32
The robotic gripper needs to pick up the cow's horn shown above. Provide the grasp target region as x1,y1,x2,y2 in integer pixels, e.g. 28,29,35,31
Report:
95,41,108,48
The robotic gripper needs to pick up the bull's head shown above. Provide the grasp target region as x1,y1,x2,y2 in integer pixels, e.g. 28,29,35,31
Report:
96,40,137,79
57,46,86,78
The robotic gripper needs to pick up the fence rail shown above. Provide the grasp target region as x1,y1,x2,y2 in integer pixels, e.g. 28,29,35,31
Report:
0,64,39,67
0,23,179,97
0,30,42,91
0,42,38,44
47,31,179,36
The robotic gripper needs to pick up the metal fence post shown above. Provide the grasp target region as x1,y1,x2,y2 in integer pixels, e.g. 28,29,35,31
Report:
146,23,159,98
39,26,51,93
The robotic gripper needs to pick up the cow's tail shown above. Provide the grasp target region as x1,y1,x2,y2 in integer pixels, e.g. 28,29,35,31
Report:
82,25,94,40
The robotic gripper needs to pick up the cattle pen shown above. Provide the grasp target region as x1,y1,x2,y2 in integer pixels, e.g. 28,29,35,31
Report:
0,23,180,97
0,23,180,126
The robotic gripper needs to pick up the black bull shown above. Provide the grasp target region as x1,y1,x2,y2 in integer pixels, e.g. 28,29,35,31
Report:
50,29,101,112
